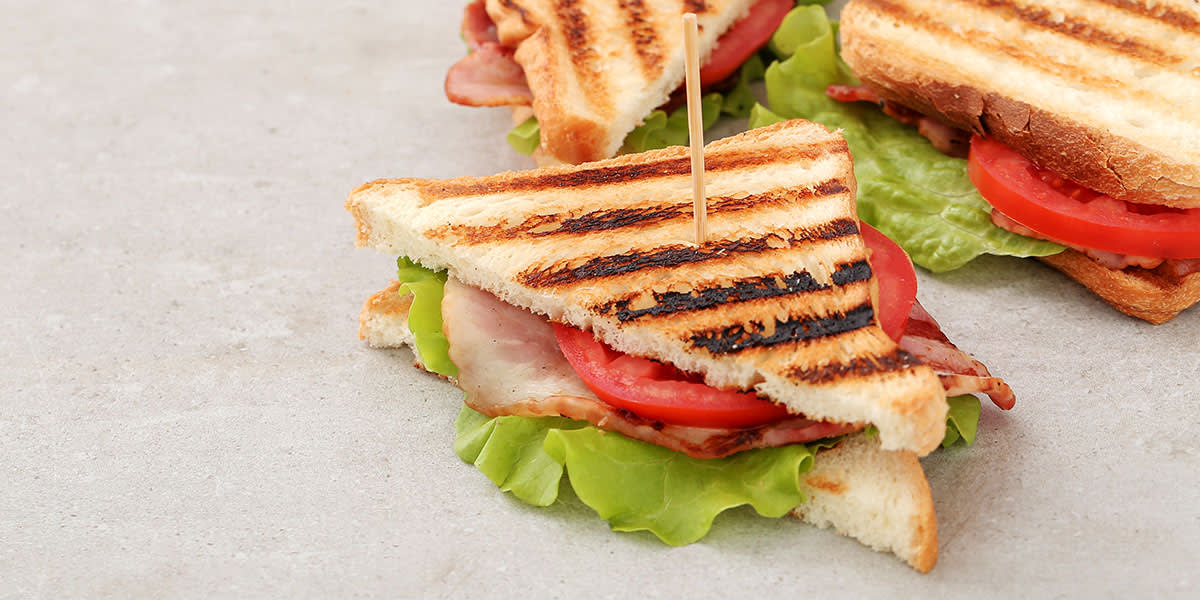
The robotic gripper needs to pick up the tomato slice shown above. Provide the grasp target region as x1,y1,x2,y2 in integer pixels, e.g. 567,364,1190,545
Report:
967,136,1200,258
699,0,794,87
554,323,791,428
860,222,918,341
552,222,919,428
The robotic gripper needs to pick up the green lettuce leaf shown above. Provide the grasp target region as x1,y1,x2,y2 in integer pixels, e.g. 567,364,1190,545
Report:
942,394,982,448
622,92,725,153
456,404,837,545
751,5,1063,271
453,406,582,506
506,116,541,156
395,257,457,377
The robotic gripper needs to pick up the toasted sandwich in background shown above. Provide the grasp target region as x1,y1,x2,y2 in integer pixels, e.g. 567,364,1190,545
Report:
348,119,1016,571
835,0,1200,323
446,0,797,165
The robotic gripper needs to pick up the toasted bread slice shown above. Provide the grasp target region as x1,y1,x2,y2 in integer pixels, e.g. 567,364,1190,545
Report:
360,281,938,572
348,119,947,455
839,0,1200,208
1039,250,1200,324
486,0,756,164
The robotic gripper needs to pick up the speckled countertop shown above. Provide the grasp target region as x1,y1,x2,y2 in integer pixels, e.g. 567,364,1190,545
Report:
3,1,1197,597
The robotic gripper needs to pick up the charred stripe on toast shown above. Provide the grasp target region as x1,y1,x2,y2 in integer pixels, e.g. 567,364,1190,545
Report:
857,0,1193,93
594,259,871,322
517,219,859,287
412,142,839,200
619,0,666,77
425,179,850,243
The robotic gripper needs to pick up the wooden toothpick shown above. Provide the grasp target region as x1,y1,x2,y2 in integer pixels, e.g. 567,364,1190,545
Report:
682,12,707,244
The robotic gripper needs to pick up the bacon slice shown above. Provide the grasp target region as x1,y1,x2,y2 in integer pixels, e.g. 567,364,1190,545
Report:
826,84,881,104
461,0,499,51
899,301,1016,410
446,1,532,107
991,209,1200,276
445,42,533,107
441,279,859,460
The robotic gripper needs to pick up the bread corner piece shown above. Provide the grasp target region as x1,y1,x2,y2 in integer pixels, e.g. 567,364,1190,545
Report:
795,432,937,572
359,281,422,364
1039,250,1200,324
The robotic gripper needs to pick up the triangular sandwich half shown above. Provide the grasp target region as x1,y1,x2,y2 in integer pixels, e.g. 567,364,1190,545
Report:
457,0,759,164
349,119,949,455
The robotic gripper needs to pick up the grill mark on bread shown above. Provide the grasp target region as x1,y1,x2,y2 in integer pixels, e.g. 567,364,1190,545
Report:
863,0,1186,90
685,1,711,15
519,219,860,287
595,260,872,322
618,0,665,77
498,0,532,25
689,302,876,354
554,0,603,103
1094,0,1200,31
424,179,851,243
961,0,1178,65
418,144,839,199
786,349,923,384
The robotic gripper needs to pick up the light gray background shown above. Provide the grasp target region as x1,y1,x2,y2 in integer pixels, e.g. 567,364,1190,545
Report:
3,1,1197,597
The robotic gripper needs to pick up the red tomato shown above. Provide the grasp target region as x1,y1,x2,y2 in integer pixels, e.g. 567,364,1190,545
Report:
967,136,1200,258
552,222,919,428
699,0,794,87
860,222,918,341
553,323,791,428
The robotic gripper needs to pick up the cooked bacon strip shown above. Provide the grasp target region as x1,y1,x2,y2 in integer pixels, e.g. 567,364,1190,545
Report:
441,279,859,460
992,209,1200,276
446,1,532,106
826,84,881,104
445,42,533,107
826,84,970,157
898,301,1016,410
461,0,499,51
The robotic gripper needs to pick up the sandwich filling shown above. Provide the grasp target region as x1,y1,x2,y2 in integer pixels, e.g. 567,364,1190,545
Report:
385,251,998,545
391,219,1014,459
827,90,1200,274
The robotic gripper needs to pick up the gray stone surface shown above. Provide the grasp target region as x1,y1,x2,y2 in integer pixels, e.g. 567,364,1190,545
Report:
3,1,1197,597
